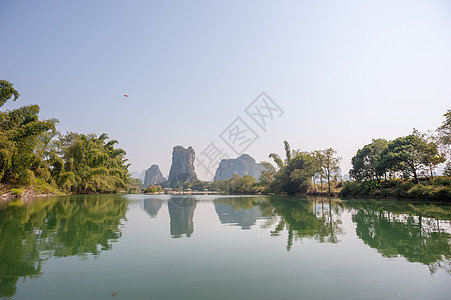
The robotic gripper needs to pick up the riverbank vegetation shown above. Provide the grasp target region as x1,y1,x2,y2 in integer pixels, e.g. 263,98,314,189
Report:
139,128,450,200
155,109,451,201
2,79,449,200
259,111,451,200
340,177,451,200
0,80,130,197
149,142,343,195
340,111,451,200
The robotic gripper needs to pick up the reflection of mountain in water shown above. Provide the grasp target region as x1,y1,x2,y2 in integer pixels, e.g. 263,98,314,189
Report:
143,198,163,218
214,204,263,229
346,201,451,274
168,197,197,238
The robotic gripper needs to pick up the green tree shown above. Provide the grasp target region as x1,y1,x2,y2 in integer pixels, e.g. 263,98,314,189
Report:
437,110,451,175
144,185,162,193
269,153,284,170
350,139,388,182
0,80,20,107
258,161,276,187
0,80,132,194
238,175,256,193
228,174,242,193
313,150,325,192
320,148,341,194
437,109,451,148
129,177,143,187
57,132,130,193
191,180,211,191
378,131,442,183
270,151,317,194
421,135,445,179
0,80,56,186
284,140,292,163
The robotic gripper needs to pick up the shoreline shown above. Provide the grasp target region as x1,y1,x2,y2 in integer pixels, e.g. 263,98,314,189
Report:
2,192,445,203
0,189,61,202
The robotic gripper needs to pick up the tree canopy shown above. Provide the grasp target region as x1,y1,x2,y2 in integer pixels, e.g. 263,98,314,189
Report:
0,80,130,194
351,131,445,183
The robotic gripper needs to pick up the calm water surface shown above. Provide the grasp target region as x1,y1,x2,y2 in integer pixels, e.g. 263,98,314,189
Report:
0,195,450,299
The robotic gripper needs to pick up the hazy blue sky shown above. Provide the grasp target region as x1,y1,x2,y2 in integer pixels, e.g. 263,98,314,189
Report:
1,0,450,180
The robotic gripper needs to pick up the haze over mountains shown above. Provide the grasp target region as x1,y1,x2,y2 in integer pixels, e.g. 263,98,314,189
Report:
137,146,268,186
144,165,166,186
214,154,267,182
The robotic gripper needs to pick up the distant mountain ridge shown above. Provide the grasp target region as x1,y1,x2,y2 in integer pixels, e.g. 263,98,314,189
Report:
131,170,145,181
214,154,266,181
144,164,166,187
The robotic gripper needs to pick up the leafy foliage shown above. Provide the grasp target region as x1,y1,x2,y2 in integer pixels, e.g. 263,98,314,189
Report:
340,177,451,200
211,174,257,194
0,80,130,194
270,151,317,194
0,80,19,108
437,109,451,175
350,130,445,184
265,141,341,195
345,113,450,199
144,185,163,193
0,88,56,186
350,139,388,181
56,132,130,193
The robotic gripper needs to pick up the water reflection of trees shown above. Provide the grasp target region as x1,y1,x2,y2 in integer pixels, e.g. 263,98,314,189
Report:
270,196,344,251
0,196,127,298
168,197,197,238
346,201,451,274
214,197,274,230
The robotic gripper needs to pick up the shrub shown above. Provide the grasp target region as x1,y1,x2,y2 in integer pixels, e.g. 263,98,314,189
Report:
407,184,433,199
400,181,415,191
33,177,62,195
339,177,451,200
11,188,24,196
430,186,451,200
17,169,35,186
339,182,359,197
379,189,391,198
144,185,162,193
380,178,403,188
393,186,408,198
369,189,381,197
432,176,451,187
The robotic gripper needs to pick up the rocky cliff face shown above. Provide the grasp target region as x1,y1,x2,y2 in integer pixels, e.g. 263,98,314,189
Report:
144,164,165,187
168,146,197,183
214,154,266,181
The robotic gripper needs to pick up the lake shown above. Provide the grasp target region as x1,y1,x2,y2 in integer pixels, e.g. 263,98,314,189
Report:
0,194,450,299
